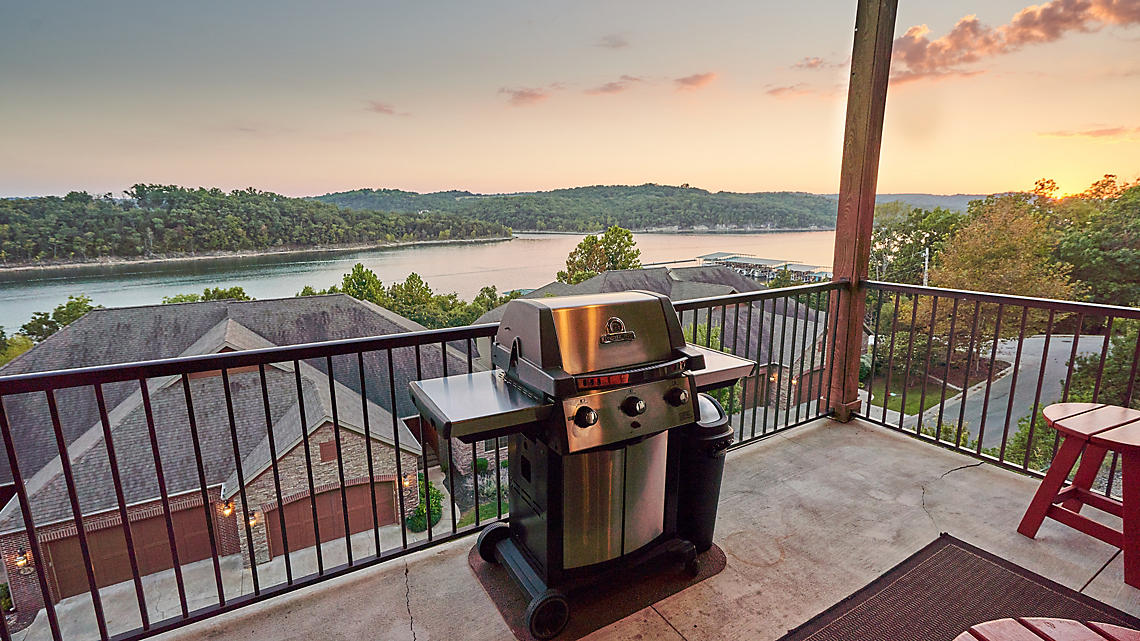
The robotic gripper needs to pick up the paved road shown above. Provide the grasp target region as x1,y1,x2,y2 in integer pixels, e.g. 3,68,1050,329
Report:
900,334,1106,448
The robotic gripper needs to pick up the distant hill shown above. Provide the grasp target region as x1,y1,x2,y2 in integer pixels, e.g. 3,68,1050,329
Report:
821,193,988,212
0,185,510,267
313,185,839,232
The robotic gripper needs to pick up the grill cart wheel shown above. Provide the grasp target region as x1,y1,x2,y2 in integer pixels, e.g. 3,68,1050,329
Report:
685,556,701,577
526,589,570,640
477,522,510,564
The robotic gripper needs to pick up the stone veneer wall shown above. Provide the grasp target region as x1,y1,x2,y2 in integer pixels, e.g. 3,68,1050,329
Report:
232,421,421,566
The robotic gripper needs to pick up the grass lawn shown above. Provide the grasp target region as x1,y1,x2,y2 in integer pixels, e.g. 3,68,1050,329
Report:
456,496,509,528
865,375,946,415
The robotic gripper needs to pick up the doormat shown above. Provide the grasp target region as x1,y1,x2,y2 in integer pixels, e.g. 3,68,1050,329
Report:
778,533,1140,641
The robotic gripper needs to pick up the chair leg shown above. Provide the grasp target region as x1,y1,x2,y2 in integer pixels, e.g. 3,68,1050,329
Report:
1018,437,1084,539
1061,444,1109,513
1122,452,1139,588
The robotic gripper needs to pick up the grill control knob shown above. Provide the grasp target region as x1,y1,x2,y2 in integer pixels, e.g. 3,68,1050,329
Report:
621,396,647,417
573,406,599,428
665,387,690,407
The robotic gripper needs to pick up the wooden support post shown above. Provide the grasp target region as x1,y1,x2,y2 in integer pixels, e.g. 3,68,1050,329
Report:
829,0,899,422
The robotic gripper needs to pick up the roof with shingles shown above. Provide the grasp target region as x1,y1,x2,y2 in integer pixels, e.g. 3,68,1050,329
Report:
0,294,447,487
474,266,764,324
0,313,420,533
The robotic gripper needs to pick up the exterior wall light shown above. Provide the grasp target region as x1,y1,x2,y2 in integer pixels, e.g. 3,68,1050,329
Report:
14,548,33,575
220,500,235,517
248,511,260,527
402,474,415,488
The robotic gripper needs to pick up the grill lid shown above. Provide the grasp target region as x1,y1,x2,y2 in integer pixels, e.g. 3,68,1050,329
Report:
492,291,704,396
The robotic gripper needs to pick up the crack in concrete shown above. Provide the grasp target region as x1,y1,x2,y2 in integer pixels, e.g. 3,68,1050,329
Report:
920,485,938,531
939,461,984,479
921,461,985,532
403,559,417,641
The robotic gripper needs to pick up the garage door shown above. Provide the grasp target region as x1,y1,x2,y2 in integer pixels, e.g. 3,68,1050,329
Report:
266,481,396,558
44,506,216,601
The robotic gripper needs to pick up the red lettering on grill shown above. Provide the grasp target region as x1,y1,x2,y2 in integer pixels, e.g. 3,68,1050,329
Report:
576,373,629,390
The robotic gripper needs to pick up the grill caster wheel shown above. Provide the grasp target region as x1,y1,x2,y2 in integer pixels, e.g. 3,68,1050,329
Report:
526,589,570,640
685,556,701,577
477,522,510,564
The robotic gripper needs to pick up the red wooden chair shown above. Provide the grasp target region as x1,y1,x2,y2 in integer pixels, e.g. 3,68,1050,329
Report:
954,618,1140,641
1017,403,1140,588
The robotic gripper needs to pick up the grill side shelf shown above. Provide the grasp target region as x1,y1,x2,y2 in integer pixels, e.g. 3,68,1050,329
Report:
410,370,555,443
684,343,756,392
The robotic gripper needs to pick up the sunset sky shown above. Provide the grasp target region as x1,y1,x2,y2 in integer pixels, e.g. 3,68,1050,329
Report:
2,0,1138,198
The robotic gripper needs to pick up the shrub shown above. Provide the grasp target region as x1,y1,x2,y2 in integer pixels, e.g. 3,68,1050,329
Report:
0,582,11,612
406,474,444,533
475,457,489,473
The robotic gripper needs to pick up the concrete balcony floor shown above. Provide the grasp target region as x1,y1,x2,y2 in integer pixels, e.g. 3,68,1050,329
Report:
67,419,1140,640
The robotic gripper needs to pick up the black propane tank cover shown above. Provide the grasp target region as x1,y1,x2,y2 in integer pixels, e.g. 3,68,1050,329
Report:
677,393,734,553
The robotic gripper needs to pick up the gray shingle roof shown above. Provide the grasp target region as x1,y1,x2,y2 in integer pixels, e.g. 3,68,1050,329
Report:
0,313,421,532
684,298,828,370
0,295,452,487
474,266,764,324
0,323,421,529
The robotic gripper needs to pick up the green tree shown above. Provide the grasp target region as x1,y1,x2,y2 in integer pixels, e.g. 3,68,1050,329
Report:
767,269,794,289
870,206,963,284
557,226,641,284
162,286,253,304
1068,322,1139,410
20,294,101,342
931,194,1076,369
1053,184,1140,307
0,334,33,367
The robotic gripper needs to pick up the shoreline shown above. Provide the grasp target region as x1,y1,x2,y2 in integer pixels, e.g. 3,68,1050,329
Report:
0,236,514,276
0,228,833,276
514,227,832,236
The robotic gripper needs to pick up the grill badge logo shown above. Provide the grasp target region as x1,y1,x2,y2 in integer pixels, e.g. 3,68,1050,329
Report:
600,316,636,344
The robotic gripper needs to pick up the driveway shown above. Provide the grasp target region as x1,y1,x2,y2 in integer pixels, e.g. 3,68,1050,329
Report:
899,334,1106,448
15,474,455,641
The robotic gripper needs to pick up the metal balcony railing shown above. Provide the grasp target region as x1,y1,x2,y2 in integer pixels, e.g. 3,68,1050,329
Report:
2,279,1133,641
859,281,1140,496
0,283,847,641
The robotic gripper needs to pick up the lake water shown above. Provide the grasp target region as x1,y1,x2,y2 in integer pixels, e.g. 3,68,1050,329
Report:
0,231,835,332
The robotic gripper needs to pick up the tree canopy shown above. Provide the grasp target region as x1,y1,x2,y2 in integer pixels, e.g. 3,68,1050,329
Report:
557,226,642,284
19,294,101,342
315,184,838,232
162,286,253,304
299,263,522,329
0,184,509,266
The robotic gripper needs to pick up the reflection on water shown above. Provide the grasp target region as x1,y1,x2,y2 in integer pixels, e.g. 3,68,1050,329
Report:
0,231,835,331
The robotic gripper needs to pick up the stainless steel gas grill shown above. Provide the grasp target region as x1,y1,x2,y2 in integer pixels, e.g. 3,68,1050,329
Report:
410,291,754,639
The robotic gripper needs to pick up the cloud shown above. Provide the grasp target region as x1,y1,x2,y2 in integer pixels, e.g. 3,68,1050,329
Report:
766,83,815,98
586,75,643,95
1039,125,1140,138
365,100,409,116
891,0,1140,84
792,56,846,70
499,87,550,106
596,34,629,49
674,72,717,90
